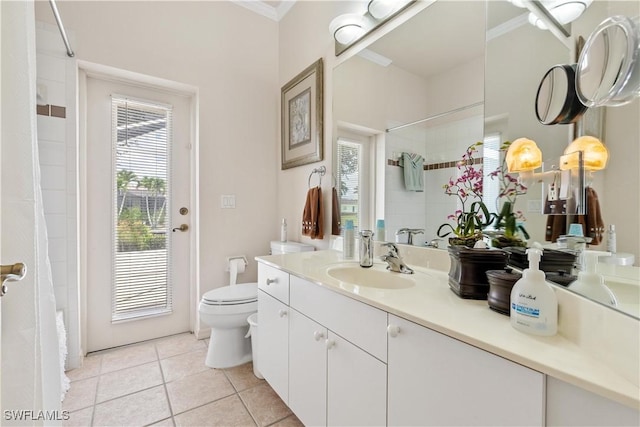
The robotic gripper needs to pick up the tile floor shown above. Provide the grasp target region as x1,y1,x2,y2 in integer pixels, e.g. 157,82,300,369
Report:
63,333,303,427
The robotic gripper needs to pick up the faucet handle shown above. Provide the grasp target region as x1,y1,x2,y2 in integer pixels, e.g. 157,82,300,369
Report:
395,228,410,235
382,242,399,255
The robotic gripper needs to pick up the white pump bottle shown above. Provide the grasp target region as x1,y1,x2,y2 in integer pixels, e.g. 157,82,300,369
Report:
568,251,617,307
510,248,558,336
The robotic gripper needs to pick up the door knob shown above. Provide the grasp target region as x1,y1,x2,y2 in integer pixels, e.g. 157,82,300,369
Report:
313,331,325,341
1,263,27,297
172,224,188,232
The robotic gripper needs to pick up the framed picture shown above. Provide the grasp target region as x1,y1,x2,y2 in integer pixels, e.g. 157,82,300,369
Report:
281,58,323,170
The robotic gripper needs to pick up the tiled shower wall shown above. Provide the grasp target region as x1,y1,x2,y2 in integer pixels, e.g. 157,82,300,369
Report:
35,22,80,369
385,115,484,245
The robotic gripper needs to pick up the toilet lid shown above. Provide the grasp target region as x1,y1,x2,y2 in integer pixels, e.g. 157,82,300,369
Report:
202,283,258,305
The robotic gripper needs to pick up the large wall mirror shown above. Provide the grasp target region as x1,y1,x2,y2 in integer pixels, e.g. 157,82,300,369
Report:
332,0,639,319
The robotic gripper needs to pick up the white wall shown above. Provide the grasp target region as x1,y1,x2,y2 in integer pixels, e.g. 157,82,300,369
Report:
278,1,362,250
35,0,279,346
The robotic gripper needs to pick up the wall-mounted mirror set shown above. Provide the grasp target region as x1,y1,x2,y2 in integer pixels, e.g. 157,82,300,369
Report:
536,15,640,124
331,0,639,319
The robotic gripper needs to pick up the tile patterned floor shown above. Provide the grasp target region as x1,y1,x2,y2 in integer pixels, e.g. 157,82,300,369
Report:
63,333,303,427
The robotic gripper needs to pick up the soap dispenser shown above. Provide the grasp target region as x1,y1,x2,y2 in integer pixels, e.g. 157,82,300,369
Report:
568,251,618,307
510,248,558,336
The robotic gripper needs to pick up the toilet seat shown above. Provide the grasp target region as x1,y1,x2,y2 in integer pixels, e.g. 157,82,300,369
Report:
202,283,257,306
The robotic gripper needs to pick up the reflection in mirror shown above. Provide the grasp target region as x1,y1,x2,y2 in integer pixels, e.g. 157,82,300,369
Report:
332,0,639,318
333,0,485,245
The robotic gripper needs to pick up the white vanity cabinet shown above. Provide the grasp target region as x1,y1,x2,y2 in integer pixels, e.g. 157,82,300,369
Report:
326,331,387,426
257,263,290,403
387,315,545,426
288,275,388,427
545,377,640,426
288,309,327,426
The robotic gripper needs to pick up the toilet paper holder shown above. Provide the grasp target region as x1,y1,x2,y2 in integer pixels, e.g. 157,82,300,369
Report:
226,256,248,271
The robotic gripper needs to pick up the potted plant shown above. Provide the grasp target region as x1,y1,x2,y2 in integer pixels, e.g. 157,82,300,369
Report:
437,142,491,248
486,141,530,248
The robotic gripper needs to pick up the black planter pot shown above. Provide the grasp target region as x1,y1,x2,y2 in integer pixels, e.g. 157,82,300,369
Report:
486,269,522,315
448,246,509,299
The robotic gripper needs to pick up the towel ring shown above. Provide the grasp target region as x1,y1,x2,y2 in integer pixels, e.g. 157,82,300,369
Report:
308,165,326,188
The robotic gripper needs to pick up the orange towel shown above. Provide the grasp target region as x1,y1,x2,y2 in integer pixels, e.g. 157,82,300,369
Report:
332,187,341,236
302,187,324,239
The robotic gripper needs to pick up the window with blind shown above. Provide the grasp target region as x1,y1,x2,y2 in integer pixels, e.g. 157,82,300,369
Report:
336,138,363,233
483,133,501,217
112,96,173,322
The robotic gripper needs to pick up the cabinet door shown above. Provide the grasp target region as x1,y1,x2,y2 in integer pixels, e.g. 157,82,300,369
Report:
546,377,640,426
258,290,289,403
327,332,387,427
388,315,544,426
289,309,327,427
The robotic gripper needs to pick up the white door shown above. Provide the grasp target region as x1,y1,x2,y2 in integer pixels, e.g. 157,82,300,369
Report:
85,75,192,352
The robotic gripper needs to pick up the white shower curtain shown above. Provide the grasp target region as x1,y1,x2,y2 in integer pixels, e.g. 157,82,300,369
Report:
1,0,62,424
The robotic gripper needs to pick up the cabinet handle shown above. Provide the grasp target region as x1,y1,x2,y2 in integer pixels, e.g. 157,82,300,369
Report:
266,278,277,285
313,331,325,341
278,309,287,318
325,339,336,350
387,324,401,338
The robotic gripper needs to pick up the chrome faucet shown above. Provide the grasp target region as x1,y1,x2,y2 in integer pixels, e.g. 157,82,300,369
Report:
381,243,414,274
359,230,374,268
396,228,424,245
425,238,443,249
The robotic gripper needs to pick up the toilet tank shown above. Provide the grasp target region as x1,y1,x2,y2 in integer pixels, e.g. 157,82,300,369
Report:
270,241,314,255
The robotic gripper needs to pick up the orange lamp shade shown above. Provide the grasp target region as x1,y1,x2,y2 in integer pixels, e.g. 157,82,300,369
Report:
506,138,542,172
562,136,609,170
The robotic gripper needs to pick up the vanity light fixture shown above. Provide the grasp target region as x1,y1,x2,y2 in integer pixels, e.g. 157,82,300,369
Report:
330,0,415,55
506,137,561,185
329,13,369,45
367,0,411,20
527,0,593,30
560,136,609,171
506,136,606,186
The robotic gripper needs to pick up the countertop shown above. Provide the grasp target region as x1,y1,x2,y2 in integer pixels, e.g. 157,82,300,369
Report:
256,249,640,411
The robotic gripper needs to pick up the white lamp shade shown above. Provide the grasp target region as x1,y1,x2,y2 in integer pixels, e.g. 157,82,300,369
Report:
329,14,368,45
529,0,593,29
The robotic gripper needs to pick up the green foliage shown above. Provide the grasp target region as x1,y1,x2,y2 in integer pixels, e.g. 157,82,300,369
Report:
137,176,167,229
117,207,166,252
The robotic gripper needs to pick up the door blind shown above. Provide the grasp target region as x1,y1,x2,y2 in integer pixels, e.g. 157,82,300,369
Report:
111,95,173,322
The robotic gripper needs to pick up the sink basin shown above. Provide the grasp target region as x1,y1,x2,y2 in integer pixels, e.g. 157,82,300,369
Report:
326,264,415,289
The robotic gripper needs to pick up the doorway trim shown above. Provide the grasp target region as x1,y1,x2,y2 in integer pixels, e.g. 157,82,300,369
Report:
77,60,200,355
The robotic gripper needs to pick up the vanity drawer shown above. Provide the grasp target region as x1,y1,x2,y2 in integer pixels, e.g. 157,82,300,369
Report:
290,275,388,362
258,263,290,304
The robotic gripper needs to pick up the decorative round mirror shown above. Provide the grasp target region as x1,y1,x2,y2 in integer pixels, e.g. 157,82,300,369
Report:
576,15,640,107
535,64,586,125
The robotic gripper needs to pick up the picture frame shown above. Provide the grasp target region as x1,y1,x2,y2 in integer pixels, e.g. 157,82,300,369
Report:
281,58,323,170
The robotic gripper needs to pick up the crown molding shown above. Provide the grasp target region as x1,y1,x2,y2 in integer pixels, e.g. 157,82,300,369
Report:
230,1,296,22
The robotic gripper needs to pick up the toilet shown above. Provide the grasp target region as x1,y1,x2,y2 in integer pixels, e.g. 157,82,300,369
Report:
199,240,313,369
